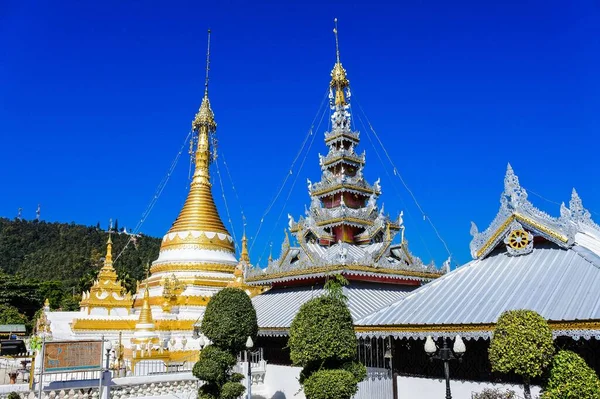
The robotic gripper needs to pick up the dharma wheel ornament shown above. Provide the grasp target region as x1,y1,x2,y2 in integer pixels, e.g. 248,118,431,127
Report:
504,222,534,256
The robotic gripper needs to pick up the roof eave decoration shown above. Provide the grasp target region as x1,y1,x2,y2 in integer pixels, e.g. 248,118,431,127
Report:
469,164,576,260
353,319,600,341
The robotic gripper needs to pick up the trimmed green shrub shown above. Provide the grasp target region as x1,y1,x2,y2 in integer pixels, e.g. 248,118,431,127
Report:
303,369,359,399
200,288,258,354
489,310,554,399
192,346,236,386
193,288,258,399
220,381,246,399
472,388,517,399
543,350,600,398
289,295,356,365
289,276,365,399
7,392,21,399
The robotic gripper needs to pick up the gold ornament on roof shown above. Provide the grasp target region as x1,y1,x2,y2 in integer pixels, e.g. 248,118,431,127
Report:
330,18,350,106
162,274,185,312
507,229,530,250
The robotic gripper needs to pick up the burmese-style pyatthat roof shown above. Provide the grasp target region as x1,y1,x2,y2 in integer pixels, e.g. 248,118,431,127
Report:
247,22,442,286
356,165,600,340
80,234,133,314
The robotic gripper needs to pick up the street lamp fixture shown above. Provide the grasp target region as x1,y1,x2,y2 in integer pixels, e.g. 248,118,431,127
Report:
245,336,254,399
198,336,206,350
424,335,466,399
104,340,113,370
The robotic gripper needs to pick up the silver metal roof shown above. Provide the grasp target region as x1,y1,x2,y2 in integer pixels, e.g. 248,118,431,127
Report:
0,324,26,333
253,282,415,336
356,243,600,339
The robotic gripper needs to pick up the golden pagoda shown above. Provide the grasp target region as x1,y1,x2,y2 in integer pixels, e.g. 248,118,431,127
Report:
80,233,133,315
134,29,240,318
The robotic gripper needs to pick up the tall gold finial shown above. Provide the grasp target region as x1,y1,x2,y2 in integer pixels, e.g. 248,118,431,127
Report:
204,29,211,96
333,18,340,64
330,18,349,106
193,29,217,133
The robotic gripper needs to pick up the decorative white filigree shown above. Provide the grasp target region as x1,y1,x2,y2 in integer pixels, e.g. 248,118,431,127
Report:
470,164,575,259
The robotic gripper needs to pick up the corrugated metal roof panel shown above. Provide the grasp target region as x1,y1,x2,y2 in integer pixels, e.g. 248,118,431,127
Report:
357,243,600,327
253,282,414,331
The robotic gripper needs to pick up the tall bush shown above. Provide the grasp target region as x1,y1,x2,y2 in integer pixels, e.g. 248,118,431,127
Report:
193,288,258,399
289,276,366,399
489,310,554,399
543,350,600,398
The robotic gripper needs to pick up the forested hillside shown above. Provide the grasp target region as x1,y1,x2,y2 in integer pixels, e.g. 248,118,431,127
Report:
0,218,161,327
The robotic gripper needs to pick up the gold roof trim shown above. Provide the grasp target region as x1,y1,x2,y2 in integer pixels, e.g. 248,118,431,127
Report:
133,294,211,308
475,214,569,258
160,229,234,252
150,262,236,274
246,264,442,283
72,318,197,332
143,276,232,289
312,183,376,197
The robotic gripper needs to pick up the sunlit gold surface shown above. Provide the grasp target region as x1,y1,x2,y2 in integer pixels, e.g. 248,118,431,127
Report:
150,262,236,274
159,229,234,252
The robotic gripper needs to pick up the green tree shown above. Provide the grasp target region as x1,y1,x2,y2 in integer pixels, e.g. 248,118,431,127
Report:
543,350,600,398
0,304,28,325
193,288,258,399
288,276,366,399
489,310,554,399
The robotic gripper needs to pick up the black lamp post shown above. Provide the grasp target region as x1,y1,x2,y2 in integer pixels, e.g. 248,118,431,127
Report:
424,335,466,399
245,336,254,399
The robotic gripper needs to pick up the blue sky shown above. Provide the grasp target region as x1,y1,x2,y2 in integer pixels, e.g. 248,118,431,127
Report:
1,0,599,268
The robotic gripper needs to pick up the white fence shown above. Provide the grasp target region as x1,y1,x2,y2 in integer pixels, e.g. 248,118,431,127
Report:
396,375,542,399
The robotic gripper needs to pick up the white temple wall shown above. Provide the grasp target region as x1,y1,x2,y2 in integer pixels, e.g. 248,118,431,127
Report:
396,375,541,399
257,365,305,399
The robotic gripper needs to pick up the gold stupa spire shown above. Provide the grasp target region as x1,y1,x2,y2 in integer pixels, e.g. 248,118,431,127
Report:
165,29,233,248
98,233,118,280
80,232,133,315
330,18,349,106
240,231,250,263
131,282,160,346
138,284,154,325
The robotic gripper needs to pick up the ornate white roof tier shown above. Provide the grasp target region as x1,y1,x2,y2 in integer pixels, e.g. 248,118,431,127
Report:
247,22,443,286
355,165,600,341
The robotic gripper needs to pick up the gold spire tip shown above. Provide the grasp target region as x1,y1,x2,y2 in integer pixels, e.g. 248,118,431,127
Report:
333,18,340,63
204,29,211,95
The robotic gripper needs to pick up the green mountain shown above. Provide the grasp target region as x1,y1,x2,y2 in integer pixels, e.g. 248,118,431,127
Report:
0,218,161,324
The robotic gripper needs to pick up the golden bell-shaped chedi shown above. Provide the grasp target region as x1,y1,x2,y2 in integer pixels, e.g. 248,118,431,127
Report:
134,29,238,318
80,233,133,316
